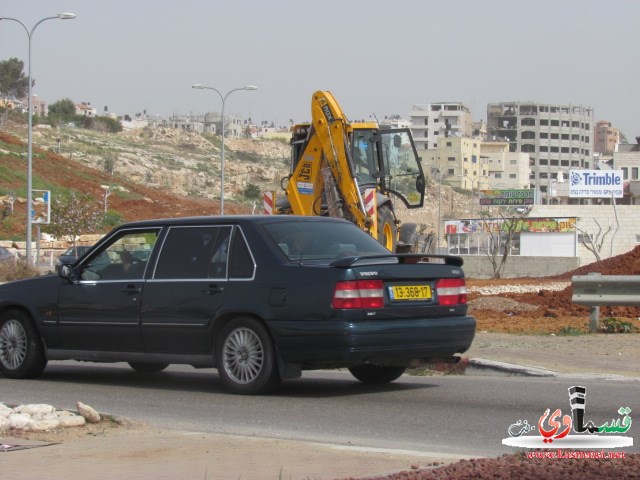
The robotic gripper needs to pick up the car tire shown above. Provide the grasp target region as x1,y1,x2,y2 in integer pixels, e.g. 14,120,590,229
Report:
217,317,280,395
348,365,406,384
0,309,47,379
128,362,169,373
377,205,398,252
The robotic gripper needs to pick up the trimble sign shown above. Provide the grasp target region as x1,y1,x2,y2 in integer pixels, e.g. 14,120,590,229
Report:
569,170,623,198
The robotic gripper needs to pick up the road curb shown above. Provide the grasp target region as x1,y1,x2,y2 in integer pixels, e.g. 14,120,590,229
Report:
468,358,557,377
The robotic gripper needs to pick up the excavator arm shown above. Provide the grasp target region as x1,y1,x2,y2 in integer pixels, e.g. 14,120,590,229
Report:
280,90,425,249
286,91,372,232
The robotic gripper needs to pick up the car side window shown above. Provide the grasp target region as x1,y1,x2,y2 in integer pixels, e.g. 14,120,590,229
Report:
80,229,159,281
154,226,231,280
229,229,254,279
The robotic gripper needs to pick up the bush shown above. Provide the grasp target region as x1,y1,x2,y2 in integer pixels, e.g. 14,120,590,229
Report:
599,317,638,334
0,260,39,282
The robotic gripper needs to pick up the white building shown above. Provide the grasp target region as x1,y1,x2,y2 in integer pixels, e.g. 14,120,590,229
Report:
409,102,473,152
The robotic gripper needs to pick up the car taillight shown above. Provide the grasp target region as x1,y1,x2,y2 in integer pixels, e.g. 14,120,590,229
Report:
436,278,468,306
332,280,384,309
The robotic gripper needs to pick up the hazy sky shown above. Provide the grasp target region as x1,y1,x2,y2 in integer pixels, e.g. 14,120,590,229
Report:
1,0,638,138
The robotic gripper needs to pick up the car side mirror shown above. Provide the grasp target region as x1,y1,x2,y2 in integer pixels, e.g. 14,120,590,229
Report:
59,264,75,281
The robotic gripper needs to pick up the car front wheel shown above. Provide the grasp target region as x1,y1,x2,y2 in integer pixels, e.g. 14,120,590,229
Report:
348,365,406,384
0,309,47,379
217,317,280,395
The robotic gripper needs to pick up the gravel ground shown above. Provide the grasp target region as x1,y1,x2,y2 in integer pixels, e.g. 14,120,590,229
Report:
340,453,640,479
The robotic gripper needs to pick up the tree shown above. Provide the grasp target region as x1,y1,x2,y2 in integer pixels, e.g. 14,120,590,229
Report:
45,192,104,248
482,206,533,279
48,98,76,116
0,58,29,100
243,183,261,199
577,219,613,262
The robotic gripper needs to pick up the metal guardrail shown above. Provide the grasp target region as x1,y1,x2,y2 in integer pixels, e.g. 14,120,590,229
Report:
571,273,640,332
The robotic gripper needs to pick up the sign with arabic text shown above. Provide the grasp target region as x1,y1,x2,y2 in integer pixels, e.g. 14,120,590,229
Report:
479,189,536,206
445,217,576,235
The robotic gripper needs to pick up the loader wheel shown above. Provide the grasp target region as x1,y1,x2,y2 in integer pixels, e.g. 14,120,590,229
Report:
377,205,397,252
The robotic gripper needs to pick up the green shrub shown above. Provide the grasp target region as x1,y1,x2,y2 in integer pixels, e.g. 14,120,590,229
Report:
558,325,585,336
599,317,637,334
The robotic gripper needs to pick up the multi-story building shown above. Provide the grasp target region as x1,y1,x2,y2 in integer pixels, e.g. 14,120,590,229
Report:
593,120,620,155
479,142,531,190
486,102,594,201
420,136,488,190
409,102,473,152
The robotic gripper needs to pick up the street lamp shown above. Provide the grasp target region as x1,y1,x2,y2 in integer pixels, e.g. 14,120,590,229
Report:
191,84,257,215
0,13,76,264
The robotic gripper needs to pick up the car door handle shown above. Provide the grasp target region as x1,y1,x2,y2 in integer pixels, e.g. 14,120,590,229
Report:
121,285,141,295
202,285,224,295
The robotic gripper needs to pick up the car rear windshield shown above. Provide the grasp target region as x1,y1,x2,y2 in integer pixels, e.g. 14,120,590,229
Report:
262,221,390,260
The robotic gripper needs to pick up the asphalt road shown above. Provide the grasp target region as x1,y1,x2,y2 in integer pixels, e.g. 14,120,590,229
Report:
3,362,639,457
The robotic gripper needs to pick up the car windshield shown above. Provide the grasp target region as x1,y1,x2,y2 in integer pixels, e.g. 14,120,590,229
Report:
262,221,390,260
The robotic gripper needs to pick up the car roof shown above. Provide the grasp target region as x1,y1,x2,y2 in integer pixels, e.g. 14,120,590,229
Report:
117,215,353,229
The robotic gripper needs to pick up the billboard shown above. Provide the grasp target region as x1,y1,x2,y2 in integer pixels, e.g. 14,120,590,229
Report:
479,189,536,206
569,170,623,198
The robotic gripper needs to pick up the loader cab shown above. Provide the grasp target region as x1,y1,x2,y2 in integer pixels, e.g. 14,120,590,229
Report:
351,126,425,209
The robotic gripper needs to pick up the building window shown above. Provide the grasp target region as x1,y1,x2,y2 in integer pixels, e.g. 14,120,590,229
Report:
633,168,639,180
551,133,559,140
572,134,580,140
551,120,559,127
540,119,549,126
495,173,502,179
509,174,517,178
539,159,548,165
561,160,569,167
448,157,456,162
509,159,517,164
433,143,437,148
550,159,559,166
447,168,455,176
622,167,628,179
446,141,452,146
540,146,549,152
550,146,559,153
540,133,548,139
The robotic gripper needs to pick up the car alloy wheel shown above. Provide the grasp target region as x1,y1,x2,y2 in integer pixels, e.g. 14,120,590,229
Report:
223,327,264,384
217,317,280,394
0,319,27,370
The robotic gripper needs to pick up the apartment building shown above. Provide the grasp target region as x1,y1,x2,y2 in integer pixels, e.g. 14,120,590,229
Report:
479,142,531,190
420,136,487,188
593,120,620,155
409,102,473,152
486,102,594,200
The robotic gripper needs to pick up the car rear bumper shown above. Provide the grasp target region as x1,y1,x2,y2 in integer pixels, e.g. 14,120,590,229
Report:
268,316,476,367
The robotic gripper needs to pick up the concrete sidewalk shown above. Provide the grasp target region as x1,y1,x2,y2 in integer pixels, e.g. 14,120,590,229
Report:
466,331,640,379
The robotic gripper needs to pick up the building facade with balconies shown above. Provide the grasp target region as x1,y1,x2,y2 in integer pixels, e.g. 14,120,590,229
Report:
593,120,620,155
486,102,594,202
410,102,473,152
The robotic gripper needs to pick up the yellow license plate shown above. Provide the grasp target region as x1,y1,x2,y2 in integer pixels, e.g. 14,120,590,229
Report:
389,285,432,301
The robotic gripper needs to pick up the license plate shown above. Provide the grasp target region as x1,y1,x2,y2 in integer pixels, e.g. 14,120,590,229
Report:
389,285,432,301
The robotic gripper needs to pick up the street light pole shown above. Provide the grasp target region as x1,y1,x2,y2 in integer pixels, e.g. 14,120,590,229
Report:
0,13,76,264
192,84,257,215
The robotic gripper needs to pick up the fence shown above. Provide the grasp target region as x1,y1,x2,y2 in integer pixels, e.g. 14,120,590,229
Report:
571,273,640,332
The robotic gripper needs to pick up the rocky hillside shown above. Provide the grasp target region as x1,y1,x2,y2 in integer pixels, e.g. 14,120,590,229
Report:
0,121,480,240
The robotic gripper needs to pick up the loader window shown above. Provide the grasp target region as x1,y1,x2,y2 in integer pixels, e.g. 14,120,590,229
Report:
351,132,377,185
379,129,425,208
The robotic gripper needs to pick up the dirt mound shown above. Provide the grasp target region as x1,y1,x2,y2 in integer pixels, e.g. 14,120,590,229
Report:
468,246,640,333
554,245,640,279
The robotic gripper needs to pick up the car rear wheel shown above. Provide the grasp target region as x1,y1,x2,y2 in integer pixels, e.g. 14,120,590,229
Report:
217,317,280,395
348,365,406,384
128,362,169,373
0,309,47,379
